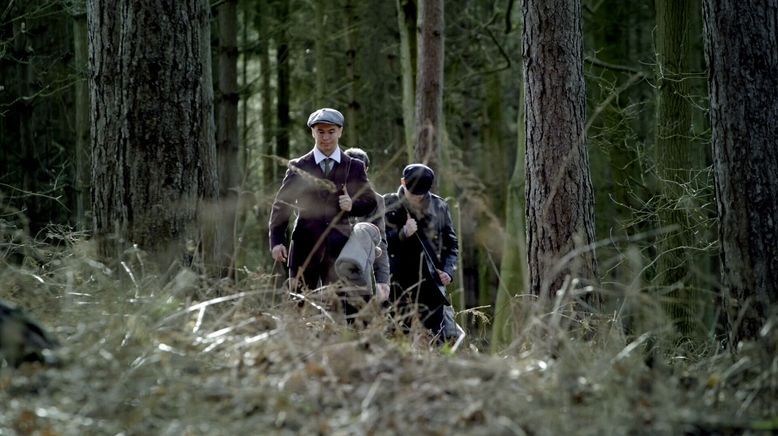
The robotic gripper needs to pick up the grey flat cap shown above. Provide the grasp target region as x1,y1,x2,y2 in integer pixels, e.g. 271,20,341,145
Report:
307,108,344,127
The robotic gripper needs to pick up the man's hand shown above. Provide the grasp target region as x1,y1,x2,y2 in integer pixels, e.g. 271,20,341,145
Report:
402,216,417,237
271,244,288,263
437,269,452,286
339,186,352,212
375,283,390,302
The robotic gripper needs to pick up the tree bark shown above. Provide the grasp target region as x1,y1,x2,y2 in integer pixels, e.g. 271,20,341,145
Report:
256,0,274,188
397,0,417,162
414,0,444,174
492,69,528,352
524,0,597,300
314,0,327,104
88,0,218,268
73,8,91,231
275,0,290,163
345,0,359,143
655,0,704,337
216,0,241,277
703,0,778,343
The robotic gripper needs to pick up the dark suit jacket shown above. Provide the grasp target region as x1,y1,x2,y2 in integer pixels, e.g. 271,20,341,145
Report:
269,149,376,278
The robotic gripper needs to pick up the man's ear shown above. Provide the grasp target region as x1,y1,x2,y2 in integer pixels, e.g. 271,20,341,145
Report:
400,178,406,186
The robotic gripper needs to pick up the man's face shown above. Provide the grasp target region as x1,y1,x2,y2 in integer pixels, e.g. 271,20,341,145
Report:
311,123,342,155
402,179,427,207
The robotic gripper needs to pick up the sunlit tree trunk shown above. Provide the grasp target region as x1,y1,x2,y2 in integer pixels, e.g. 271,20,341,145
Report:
88,0,218,268
524,0,597,300
703,0,778,344
415,0,443,174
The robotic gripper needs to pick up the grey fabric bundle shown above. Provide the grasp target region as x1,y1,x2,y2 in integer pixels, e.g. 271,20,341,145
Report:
335,222,381,289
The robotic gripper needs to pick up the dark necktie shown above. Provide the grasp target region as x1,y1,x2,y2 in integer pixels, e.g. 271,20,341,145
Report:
323,158,333,176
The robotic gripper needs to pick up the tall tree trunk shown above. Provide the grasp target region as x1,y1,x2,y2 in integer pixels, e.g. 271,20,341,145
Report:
257,0,274,187
215,0,240,277
654,0,702,338
492,114,528,352
397,0,417,162
524,0,597,300
13,19,35,230
73,7,90,231
703,0,778,344
314,0,327,104
88,0,218,268
414,0,444,174
275,0,290,163
492,15,527,352
344,0,359,142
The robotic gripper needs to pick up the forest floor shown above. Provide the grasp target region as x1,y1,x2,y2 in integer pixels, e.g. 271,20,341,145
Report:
1,238,776,435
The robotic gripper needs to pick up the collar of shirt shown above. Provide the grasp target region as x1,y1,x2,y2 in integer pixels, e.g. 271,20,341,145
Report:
313,146,342,165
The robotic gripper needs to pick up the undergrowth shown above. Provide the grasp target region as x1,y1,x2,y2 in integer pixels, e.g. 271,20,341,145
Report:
1,230,776,435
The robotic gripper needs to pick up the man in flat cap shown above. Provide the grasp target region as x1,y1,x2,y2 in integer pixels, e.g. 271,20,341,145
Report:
383,164,460,341
269,108,376,293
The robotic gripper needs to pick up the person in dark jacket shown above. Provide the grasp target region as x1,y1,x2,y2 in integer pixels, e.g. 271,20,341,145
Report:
343,147,390,302
269,108,377,292
383,164,460,340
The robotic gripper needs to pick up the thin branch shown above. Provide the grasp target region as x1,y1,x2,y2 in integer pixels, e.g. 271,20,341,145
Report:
585,55,645,74
585,71,647,133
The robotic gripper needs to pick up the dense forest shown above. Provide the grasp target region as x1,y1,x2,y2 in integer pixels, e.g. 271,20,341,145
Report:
1,0,777,433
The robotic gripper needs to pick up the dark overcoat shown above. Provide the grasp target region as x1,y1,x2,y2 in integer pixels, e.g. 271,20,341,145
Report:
383,187,458,308
269,150,376,286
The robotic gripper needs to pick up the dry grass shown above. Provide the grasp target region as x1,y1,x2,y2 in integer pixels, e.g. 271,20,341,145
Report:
1,234,776,435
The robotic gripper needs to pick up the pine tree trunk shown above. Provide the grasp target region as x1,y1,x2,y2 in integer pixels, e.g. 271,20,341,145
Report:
314,0,327,104
524,0,597,300
73,9,90,231
275,0,290,162
492,21,528,351
88,0,218,268
345,0,359,143
257,0,274,187
215,0,240,277
414,0,444,173
655,0,704,337
703,0,778,343
396,0,417,162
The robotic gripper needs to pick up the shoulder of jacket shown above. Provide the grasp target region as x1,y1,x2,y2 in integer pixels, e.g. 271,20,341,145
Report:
429,193,449,205
383,192,400,203
344,155,366,172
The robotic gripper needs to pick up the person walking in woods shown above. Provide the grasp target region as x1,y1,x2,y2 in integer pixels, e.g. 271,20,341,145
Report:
343,147,391,303
384,164,460,341
269,108,376,292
